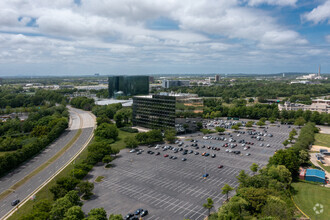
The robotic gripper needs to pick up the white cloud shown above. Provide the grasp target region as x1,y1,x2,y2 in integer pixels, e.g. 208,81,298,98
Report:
0,0,328,75
326,35,330,43
246,0,297,7
303,0,330,24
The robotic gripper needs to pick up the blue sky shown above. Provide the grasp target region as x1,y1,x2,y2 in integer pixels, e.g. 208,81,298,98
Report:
0,0,330,76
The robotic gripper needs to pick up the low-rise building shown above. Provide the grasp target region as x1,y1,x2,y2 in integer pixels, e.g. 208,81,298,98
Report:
278,99,330,114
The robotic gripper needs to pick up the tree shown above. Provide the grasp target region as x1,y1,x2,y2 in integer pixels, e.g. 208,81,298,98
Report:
86,208,107,220
203,198,214,216
231,125,239,130
256,120,265,127
250,163,259,173
77,181,94,199
114,108,132,128
63,206,84,220
109,214,123,220
294,117,306,128
299,150,310,165
215,127,225,133
102,155,114,164
165,129,176,143
282,139,289,146
261,196,293,219
237,187,268,213
218,196,249,219
221,184,234,201
267,165,292,189
49,197,73,220
95,123,119,140
196,122,203,130
124,136,138,149
245,121,254,127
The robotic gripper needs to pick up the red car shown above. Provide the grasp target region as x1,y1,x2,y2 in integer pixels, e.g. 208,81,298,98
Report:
218,165,224,169
164,154,169,157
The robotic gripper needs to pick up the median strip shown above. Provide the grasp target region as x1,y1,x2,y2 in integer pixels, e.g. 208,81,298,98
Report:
0,128,82,201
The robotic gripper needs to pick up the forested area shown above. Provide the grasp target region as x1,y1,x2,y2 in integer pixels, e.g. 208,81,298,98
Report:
210,123,318,219
0,105,69,176
203,99,330,125
161,82,330,101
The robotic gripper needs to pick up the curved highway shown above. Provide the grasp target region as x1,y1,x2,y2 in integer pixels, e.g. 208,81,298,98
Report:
0,106,96,219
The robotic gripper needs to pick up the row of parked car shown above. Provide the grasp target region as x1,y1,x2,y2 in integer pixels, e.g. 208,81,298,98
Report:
125,209,148,220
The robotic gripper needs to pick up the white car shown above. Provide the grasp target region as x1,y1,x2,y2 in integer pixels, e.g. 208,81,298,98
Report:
130,149,136,153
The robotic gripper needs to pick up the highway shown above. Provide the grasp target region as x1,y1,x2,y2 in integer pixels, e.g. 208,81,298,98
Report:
0,107,96,219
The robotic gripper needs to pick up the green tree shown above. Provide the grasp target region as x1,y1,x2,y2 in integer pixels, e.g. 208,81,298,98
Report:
282,139,289,146
77,181,94,199
49,197,73,220
95,123,119,140
63,206,85,220
109,214,123,220
245,121,254,127
221,184,234,201
261,196,293,220
203,198,214,216
102,155,114,164
250,163,259,173
256,120,265,127
86,208,107,220
215,127,225,133
294,117,306,128
231,125,240,130
124,136,138,149
165,129,176,143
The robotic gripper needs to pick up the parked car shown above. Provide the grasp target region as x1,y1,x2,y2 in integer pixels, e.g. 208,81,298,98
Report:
218,165,223,169
164,154,169,157
140,210,149,217
134,209,143,215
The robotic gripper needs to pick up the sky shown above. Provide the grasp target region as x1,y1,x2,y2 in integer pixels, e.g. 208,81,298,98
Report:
0,0,330,76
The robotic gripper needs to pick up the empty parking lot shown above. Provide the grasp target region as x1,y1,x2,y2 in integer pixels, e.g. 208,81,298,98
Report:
83,123,296,220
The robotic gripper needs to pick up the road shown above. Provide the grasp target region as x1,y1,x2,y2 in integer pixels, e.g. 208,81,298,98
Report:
0,107,96,219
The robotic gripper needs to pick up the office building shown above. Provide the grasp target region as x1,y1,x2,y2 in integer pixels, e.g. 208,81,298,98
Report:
108,76,149,98
215,75,220,82
132,93,203,132
278,99,330,114
162,80,190,88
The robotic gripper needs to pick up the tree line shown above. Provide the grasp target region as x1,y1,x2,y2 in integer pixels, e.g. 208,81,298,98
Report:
0,105,69,176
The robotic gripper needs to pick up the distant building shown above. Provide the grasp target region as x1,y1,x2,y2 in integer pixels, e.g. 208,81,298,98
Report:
296,66,327,80
0,78,2,85
215,75,220,82
149,76,155,83
278,99,330,114
132,93,203,132
108,76,149,98
162,80,190,88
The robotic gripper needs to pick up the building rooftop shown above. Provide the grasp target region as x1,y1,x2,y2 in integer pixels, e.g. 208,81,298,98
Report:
305,169,325,179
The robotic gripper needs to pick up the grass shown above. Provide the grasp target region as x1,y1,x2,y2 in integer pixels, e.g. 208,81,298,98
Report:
95,176,104,183
0,150,16,156
110,130,137,151
317,161,330,173
0,129,82,201
314,133,330,148
292,182,330,220
8,140,89,220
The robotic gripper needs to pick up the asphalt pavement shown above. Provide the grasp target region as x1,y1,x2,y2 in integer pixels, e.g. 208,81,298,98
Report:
0,107,96,219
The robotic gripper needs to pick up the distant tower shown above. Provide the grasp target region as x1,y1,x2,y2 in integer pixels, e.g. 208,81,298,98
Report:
318,65,321,77
215,74,220,82
283,73,285,78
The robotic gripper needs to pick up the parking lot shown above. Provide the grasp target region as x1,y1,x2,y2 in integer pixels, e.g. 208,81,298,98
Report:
83,122,296,220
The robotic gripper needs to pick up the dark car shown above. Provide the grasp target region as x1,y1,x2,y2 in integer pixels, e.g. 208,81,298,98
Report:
134,209,143,215
218,165,223,168
125,213,134,220
205,153,210,156
211,154,216,158
156,152,160,155
182,158,187,161
141,210,149,217
11,199,20,206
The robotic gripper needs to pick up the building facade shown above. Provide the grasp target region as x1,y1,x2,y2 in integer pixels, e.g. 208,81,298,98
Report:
162,80,190,88
133,93,203,132
278,99,330,114
108,76,149,98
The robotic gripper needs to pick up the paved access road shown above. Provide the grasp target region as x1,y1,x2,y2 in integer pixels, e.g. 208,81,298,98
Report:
0,107,96,219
